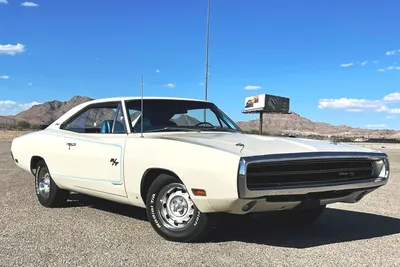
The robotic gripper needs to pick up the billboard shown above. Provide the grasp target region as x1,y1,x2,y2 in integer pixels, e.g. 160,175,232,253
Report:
244,93,290,113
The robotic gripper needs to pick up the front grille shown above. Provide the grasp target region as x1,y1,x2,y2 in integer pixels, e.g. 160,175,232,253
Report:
246,158,375,190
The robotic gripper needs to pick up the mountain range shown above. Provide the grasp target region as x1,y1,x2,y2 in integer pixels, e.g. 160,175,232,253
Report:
2,95,398,139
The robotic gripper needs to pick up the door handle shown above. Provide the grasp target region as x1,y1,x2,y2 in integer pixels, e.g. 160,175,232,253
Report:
66,142,76,150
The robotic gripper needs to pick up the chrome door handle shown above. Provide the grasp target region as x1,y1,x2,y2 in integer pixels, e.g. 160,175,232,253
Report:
66,142,76,150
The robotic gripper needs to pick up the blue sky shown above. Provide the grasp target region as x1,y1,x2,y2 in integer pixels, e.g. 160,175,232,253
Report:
1,0,400,129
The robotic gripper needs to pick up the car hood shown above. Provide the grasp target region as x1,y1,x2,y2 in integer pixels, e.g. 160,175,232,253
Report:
155,132,380,157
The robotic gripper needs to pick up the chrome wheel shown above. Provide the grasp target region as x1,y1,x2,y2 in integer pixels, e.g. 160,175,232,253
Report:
38,171,51,199
158,186,195,230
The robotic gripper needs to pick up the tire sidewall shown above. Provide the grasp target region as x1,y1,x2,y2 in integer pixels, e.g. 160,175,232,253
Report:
34,161,53,207
146,175,209,242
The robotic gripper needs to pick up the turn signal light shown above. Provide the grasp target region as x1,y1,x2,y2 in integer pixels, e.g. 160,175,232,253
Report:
192,189,207,196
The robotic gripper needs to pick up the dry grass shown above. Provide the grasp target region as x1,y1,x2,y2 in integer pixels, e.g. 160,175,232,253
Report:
0,130,34,140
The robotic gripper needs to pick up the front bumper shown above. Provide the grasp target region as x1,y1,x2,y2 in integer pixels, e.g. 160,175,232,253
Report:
200,151,391,214
237,151,390,199
208,186,380,214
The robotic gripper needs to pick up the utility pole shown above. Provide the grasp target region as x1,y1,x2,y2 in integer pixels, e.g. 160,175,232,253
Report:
204,0,210,101
203,0,211,121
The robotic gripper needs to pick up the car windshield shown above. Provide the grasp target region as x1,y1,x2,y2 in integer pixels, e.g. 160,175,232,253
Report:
125,99,243,133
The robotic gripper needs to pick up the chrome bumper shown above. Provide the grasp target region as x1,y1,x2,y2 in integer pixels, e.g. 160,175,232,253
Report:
237,151,390,199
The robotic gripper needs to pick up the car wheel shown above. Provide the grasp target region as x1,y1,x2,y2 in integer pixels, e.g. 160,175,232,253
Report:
146,174,215,242
35,160,69,208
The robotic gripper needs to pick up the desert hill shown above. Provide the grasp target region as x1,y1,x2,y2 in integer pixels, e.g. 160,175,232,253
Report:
13,96,93,125
236,112,398,139
2,95,399,139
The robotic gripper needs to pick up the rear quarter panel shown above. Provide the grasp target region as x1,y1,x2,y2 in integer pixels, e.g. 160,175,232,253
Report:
11,129,71,189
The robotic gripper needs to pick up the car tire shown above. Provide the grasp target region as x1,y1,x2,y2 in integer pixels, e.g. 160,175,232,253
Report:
34,160,69,208
146,174,216,242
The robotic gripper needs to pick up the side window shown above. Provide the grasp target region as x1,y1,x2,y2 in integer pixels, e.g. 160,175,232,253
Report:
62,102,127,134
128,109,143,132
64,110,89,133
113,105,126,133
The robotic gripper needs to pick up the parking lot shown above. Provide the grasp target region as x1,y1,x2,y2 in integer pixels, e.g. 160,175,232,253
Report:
1,139,399,267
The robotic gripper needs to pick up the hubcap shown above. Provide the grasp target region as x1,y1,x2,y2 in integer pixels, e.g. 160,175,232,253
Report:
38,171,51,198
158,186,195,230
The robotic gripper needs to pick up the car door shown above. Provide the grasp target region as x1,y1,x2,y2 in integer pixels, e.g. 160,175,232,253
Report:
53,101,129,198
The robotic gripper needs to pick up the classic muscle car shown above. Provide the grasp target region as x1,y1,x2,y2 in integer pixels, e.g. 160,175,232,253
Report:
10,96,390,242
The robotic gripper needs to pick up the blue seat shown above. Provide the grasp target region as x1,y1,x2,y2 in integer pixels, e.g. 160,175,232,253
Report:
113,121,125,133
100,120,125,133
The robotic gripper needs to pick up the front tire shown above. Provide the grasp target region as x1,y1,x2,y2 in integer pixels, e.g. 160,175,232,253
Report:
145,174,215,242
34,160,69,207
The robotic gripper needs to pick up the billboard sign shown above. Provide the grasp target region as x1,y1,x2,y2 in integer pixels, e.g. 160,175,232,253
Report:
244,93,290,113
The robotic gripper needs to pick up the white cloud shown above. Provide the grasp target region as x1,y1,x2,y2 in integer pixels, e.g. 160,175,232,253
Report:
165,83,175,88
318,92,400,114
361,61,368,66
0,75,10,79
340,63,354,67
396,67,400,70
199,82,204,86
373,60,379,64
0,0,8,4
365,124,386,128
385,116,395,119
388,108,400,114
21,1,38,7
386,50,397,56
318,98,384,112
383,93,400,102
0,43,25,55
244,85,261,90
387,66,394,70
0,100,41,116
28,82,32,86
156,70,160,73
346,109,364,112
377,68,385,72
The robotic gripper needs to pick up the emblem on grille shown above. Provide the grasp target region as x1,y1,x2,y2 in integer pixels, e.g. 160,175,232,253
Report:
339,171,355,177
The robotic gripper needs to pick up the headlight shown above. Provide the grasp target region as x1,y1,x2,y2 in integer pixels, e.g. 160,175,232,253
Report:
374,158,390,179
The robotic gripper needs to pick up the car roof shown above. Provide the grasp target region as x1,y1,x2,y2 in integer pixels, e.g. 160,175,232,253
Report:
86,96,211,104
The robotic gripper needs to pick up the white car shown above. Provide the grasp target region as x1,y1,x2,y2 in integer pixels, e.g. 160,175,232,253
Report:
10,96,390,242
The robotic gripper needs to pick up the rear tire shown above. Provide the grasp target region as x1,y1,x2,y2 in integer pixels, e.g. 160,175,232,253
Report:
34,160,69,207
145,174,216,242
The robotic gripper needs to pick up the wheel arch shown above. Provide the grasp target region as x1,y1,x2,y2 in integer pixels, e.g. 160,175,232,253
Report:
30,155,45,176
140,168,182,204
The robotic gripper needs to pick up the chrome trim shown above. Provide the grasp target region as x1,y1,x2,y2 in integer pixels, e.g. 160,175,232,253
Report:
237,151,390,199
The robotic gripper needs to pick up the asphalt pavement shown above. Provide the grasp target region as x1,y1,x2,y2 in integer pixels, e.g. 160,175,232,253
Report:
1,140,399,267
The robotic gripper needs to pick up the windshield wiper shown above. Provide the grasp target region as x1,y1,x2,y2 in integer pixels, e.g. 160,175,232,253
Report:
145,127,200,133
198,127,239,132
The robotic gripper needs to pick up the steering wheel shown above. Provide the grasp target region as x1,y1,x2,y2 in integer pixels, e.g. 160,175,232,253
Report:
194,122,214,127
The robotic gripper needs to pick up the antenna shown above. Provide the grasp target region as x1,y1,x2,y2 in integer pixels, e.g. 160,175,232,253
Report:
140,74,144,138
